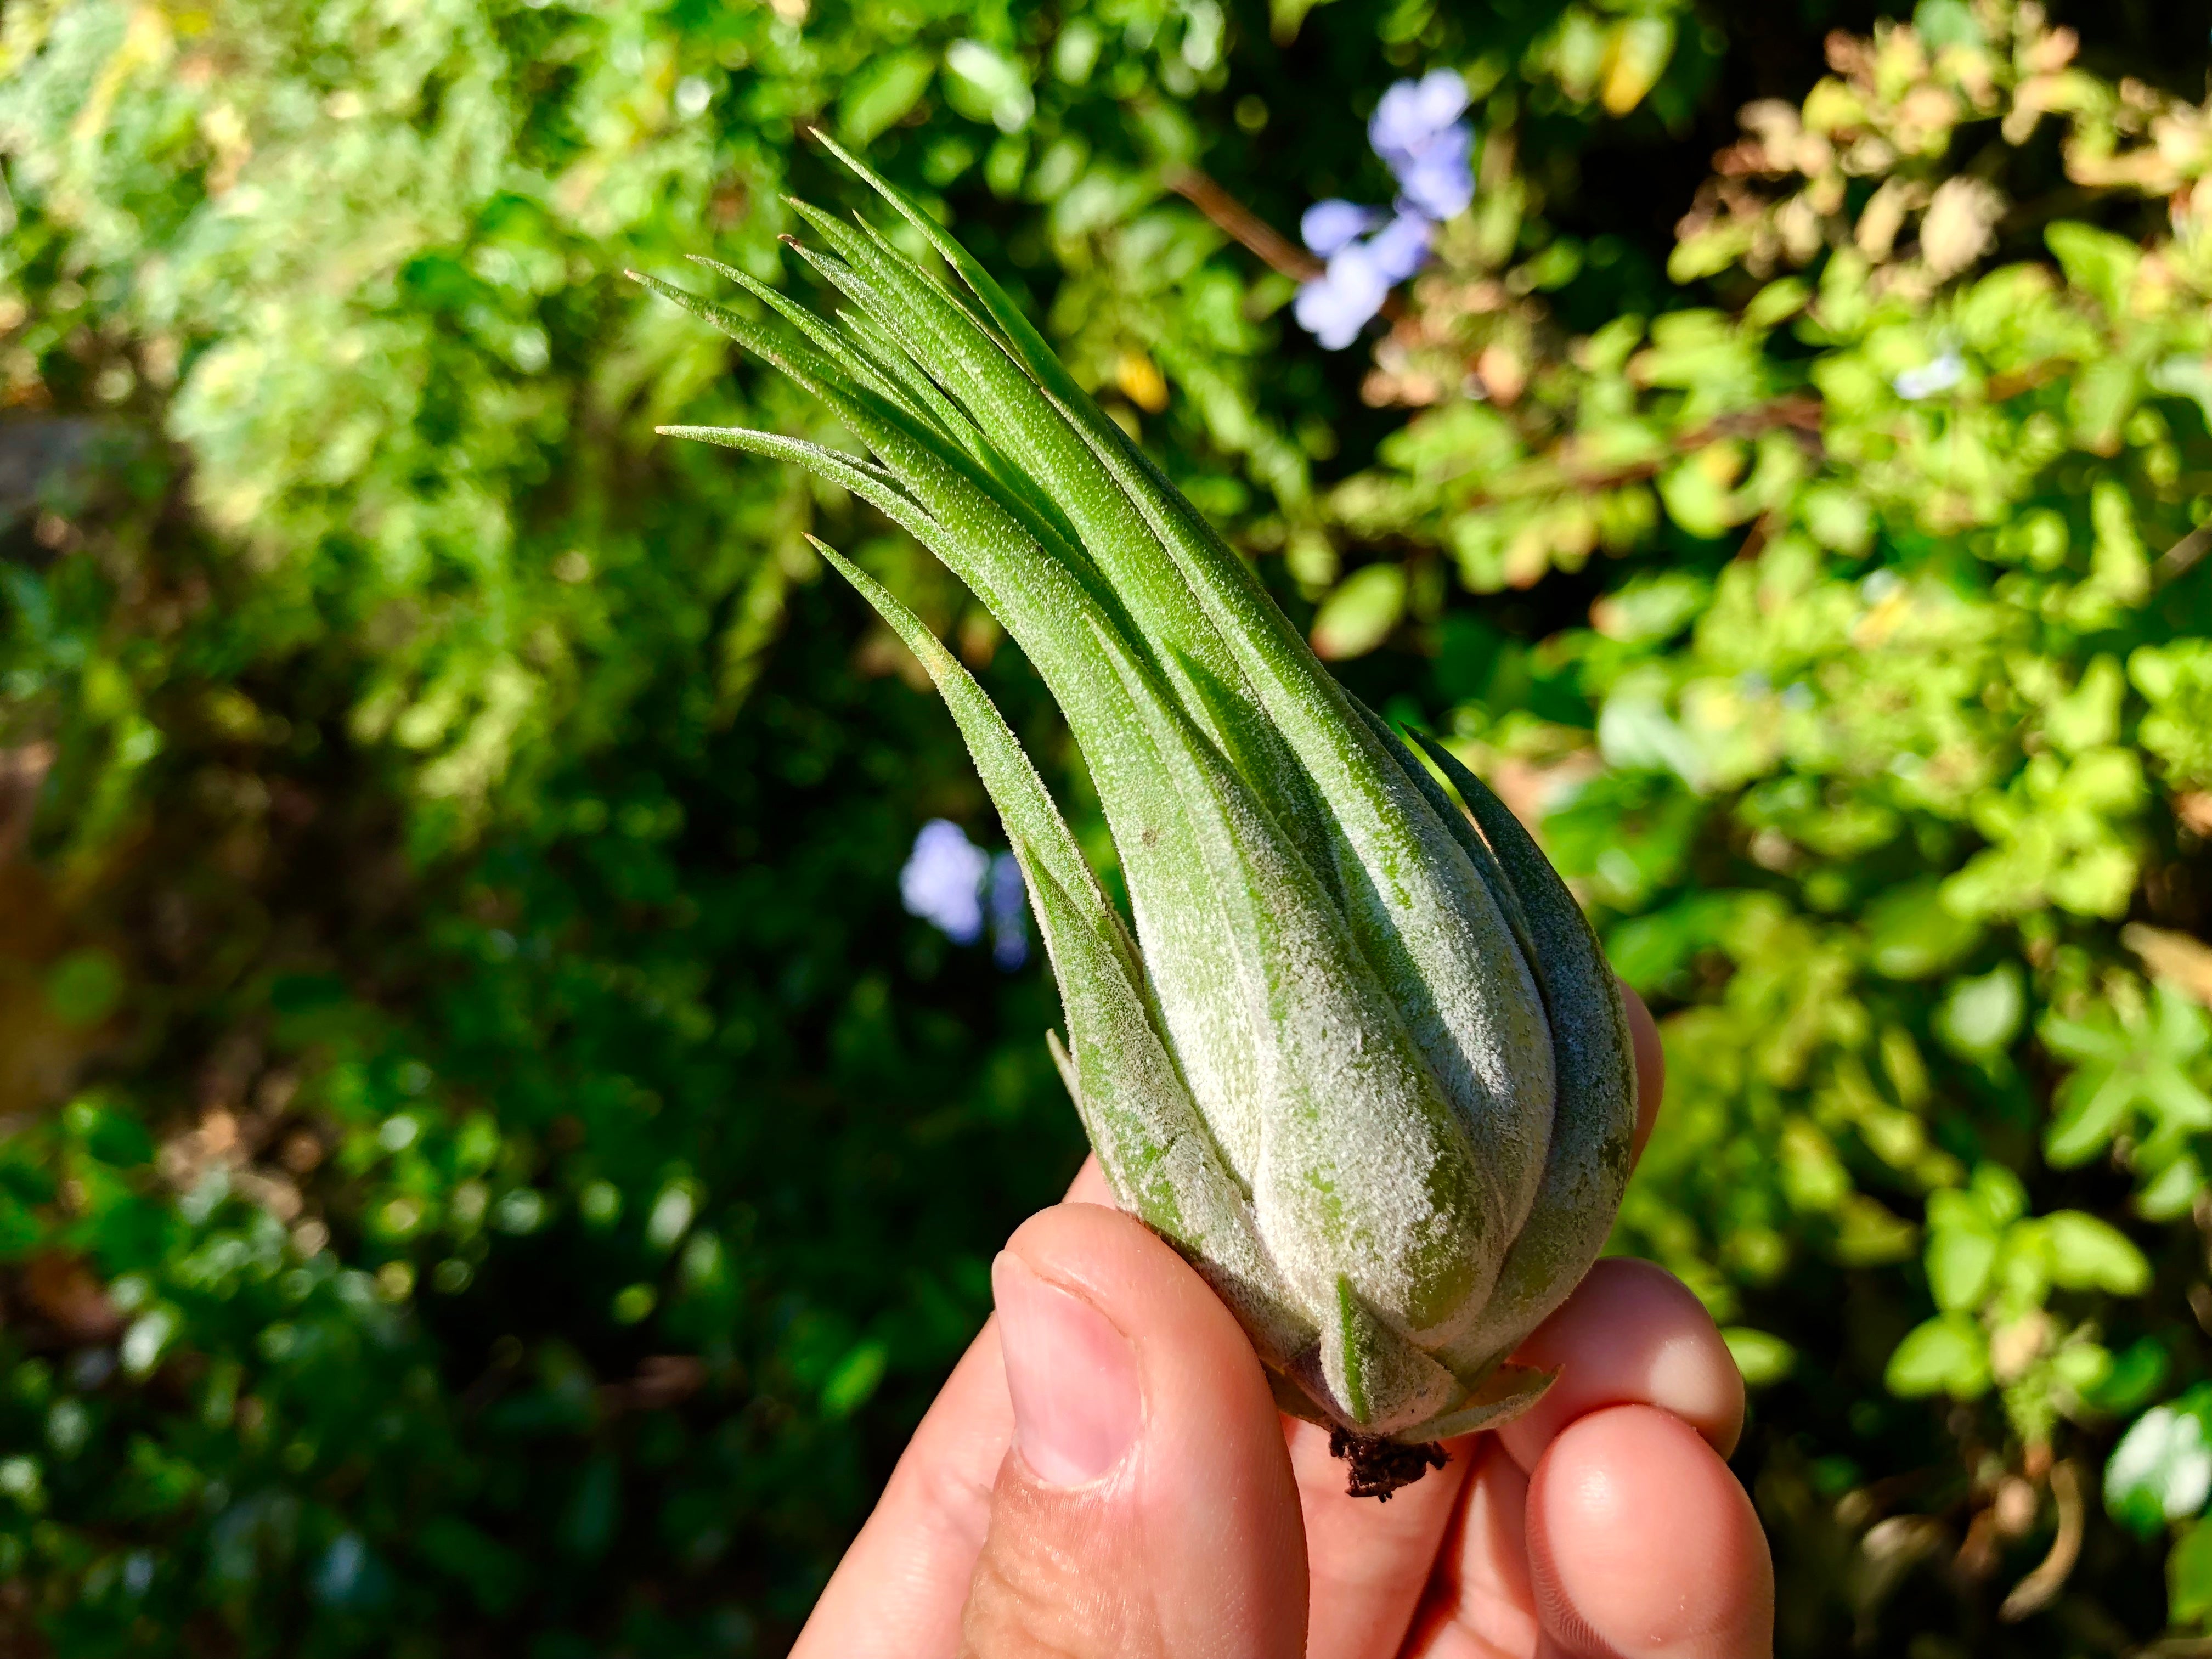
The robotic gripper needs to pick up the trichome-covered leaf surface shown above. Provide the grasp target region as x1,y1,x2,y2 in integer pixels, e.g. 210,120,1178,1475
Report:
640,136,1635,1448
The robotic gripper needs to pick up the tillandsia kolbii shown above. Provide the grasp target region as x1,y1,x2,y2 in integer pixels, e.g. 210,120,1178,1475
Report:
635,137,1637,1496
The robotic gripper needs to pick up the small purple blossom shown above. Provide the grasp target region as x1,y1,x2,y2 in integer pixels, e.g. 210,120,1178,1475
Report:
1301,199,1386,258
901,821,1030,969
1364,211,1436,283
1294,244,1391,349
1391,121,1474,220
988,851,1029,969
1293,212,1435,349
1368,69,1471,165
900,819,989,944
1370,70,1475,221
1292,70,1474,350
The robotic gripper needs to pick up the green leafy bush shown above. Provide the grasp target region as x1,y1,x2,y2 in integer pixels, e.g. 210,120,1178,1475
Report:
2,0,2210,1651
1306,0,2212,1638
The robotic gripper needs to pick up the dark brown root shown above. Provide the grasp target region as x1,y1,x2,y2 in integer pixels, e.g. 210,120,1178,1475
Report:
1328,1428,1448,1500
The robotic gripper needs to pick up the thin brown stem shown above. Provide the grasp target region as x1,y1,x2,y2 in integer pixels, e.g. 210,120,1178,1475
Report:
1998,1459,2083,1622
1166,168,1324,283
2157,523,2212,585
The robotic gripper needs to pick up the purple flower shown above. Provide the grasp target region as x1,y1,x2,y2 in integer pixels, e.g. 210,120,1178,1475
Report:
988,851,1029,969
1289,68,1473,349
900,819,989,944
1392,123,1474,220
1292,213,1436,349
1363,211,1435,284
1368,69,1470,165
1294,241,1392,349
1370,70,1475,222
1301,199,1386,257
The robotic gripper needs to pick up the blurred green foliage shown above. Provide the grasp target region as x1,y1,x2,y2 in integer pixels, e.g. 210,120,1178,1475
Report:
3,0,2212,1652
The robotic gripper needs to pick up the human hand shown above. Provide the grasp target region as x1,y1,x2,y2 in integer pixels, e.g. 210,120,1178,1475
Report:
789,986,1774,1658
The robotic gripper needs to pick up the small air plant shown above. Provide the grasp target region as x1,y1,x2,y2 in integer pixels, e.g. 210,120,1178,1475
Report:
634,137,1635,1497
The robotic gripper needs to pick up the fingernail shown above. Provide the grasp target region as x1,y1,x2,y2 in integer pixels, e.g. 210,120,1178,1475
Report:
993,1252,1142,1488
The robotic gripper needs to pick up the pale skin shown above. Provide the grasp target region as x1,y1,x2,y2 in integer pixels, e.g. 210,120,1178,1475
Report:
792,986,1776,1658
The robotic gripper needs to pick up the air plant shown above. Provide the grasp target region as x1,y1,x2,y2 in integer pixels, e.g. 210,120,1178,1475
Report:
633,137,1635,1496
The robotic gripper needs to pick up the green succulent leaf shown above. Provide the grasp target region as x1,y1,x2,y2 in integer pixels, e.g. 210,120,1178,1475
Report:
642,138,1637,1448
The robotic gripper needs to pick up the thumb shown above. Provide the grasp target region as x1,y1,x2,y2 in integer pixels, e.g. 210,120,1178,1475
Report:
959,1201,1308,1659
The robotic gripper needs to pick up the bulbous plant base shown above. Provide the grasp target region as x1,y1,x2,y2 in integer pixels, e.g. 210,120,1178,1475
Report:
1272,1357,1548,1497
1329,1429,1450,1500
